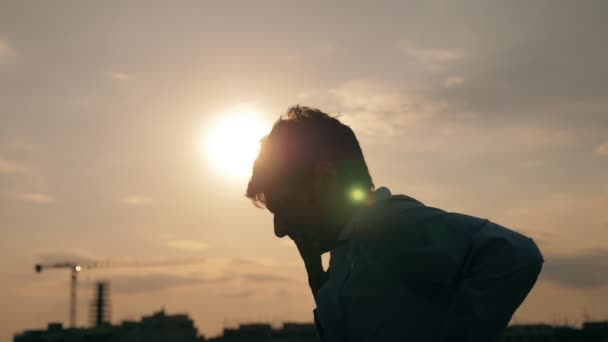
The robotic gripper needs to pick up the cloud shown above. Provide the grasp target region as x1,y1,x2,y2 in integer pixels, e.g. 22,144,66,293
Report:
271,43,335,63
17,193,56,204
0,157,29,174
328,80,413,114
122,195,153,206
433,37,608,119
34,254,207,273
396,40,468,72
230,257,257,265
444,76,465,88
542,249,608,288
499,125,574,149
222,290,253,299
167,240,209,252
106,273,214,294
595,142,608,155
96,256,207,269
35,249,97,266
0,39,14,64
512,159,546,169
53,253,298,298
302,80,446,137
106,71,136,81
497,192,608,255
8,140,40,154
241,272,292,283
419,122,576,157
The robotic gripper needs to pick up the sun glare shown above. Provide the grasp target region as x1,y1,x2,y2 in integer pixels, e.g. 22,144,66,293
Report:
202,106,269,179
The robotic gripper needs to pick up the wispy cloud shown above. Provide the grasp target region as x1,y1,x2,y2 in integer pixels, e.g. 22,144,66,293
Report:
60,254,301,298
301,80,445,137
35,250,207,272
17,193,56,204
103,256,206,268
106,273,223,294
595,141,608,155
167,240,209,252
500,126,574,149
444,76,465,88
106,71,136,81
122,195,153,206
0,157,29,174
498,192,608,255
0,39,15,64
542,249,608,288
229,257,257,266
271,43,335,63
433,123,577,157
396,40,468,72
241,272,292,283
34,248,97,265
8,139,41,154
222,290,253,299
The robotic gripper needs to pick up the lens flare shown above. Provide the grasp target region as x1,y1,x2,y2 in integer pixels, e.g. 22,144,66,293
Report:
350,187,367,203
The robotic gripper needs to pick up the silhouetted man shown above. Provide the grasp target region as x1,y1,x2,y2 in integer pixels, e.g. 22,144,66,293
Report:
246,106,543,342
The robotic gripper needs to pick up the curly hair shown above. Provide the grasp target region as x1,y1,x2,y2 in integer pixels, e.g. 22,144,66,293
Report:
246,105,374,207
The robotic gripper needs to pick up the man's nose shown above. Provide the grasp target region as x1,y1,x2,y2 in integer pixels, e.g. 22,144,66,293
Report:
274,215,289,238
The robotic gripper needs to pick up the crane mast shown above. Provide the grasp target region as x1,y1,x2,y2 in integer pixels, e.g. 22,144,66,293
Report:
35,262,84,328
34,256,203,328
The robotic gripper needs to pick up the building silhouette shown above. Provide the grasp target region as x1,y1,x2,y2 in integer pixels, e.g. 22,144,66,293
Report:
14,313,608,342
14,310,204,342
208,322,319,342
502,321,608,342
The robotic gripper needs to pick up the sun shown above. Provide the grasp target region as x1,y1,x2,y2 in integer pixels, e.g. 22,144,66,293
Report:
202,106,269,179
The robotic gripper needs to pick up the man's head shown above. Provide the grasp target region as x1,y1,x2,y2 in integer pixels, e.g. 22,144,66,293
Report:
246,105,374,252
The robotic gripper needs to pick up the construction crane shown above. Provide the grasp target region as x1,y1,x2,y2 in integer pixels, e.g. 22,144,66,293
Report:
34,257,204,328
35,262,96,328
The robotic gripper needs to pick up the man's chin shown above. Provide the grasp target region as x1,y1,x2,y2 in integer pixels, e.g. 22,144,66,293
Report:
317,239,338,254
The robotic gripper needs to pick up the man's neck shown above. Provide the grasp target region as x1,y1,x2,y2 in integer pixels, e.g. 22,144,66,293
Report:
336,186,393,243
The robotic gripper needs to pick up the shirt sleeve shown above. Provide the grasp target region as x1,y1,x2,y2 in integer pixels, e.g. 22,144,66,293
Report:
442,220,544,341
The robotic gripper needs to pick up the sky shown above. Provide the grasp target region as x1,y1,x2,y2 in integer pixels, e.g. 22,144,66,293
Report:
1,1,608,340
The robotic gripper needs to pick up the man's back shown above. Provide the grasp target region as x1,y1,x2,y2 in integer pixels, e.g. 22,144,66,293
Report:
314,187,544,342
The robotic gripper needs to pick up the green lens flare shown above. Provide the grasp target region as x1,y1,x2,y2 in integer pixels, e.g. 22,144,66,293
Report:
350,187,366,203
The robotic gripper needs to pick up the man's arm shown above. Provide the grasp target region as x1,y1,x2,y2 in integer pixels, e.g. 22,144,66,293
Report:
358,208,543,341
442,220,544,341
293,239,329,342
294,239,328,299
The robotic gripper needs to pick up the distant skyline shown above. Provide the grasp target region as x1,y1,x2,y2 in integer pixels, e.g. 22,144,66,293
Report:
13,308,608,341
1,1,608,341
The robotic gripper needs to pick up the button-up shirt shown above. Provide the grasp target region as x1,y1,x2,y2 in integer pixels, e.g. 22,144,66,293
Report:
313,187,544,342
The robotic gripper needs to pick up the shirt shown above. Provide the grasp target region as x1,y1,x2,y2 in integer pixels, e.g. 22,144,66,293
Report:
313,187,544,342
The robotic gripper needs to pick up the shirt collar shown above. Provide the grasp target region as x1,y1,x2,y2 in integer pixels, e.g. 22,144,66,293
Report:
337,186,392,242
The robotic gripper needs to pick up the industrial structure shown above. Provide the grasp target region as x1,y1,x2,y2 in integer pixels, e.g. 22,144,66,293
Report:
34,257,203,329
34,261,96,328
14,310,204,342
90,281,111,327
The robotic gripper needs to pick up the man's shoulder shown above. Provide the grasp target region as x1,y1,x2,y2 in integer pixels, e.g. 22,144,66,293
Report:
351,194,488,243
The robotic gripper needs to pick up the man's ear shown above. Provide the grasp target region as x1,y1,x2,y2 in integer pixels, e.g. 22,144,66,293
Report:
313,161,336,198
